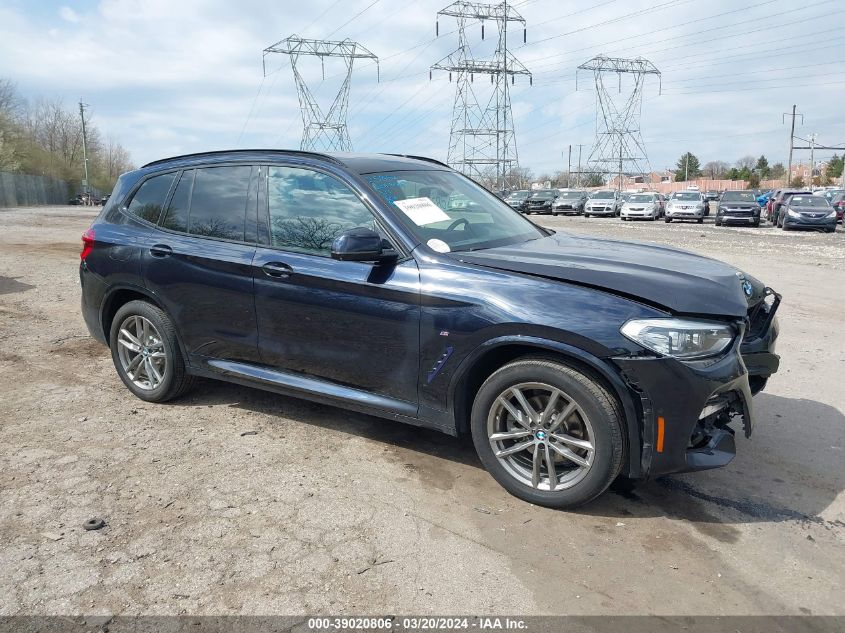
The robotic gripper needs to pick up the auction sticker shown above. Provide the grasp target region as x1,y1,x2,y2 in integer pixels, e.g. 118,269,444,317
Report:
394,197,450,226
426,239,451,253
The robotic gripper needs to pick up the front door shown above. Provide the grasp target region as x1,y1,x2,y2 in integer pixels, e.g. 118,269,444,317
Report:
252,164,421,407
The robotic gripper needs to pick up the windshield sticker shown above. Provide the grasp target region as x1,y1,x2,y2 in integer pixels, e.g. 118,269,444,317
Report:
394,197,451,226
427,238,451,253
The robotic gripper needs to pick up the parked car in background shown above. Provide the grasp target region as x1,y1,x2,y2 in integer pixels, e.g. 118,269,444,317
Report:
100,194,110,206
665,191,706,223
524,189,559,214
769,189,811,222
551,190,588,215
715,190,762,227
820,188,844,205
584,190,622,217
620,192,662,221
504,190,530,211
829,192,845,223
704,190,720,204
776,194,837,232
79,149,781,509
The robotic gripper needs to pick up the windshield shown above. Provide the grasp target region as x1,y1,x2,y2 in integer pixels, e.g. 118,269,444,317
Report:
558,191,585,199
627,194,654,203
531,190,557,198
506,191,529,200
364,170,545,253
790,196,830,207
672,192,700,201
591,190,616,199
721,191,756,202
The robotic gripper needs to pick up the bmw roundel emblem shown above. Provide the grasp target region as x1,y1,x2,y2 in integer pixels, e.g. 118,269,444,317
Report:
536,430,547,440
742,280,753,297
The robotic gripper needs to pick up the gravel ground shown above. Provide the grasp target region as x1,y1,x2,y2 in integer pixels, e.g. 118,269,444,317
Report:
0,205,843,616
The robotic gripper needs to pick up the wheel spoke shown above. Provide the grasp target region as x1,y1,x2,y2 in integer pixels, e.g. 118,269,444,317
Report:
544,442,556,489
548,402,577,433
510,387,537,422
496,396,530,430
551,432,594,452
125,354,142,379
540,389,561,424
531,444,542,488
549,442,590,468
145,357,162,386
148,350,166,359
118,333,141,352
494,439,534,458
490,430,533,441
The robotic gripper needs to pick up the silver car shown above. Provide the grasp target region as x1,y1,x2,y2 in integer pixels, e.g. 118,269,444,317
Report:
665,191,706,223
584,190,622,217
620,193,661,221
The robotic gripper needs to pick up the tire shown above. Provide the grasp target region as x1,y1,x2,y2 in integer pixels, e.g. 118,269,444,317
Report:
664,218,671,223
109,300,195,403
715,220,721,226
470,358,624,509
753,219,760,227
697,218,703,224
584,213,590,218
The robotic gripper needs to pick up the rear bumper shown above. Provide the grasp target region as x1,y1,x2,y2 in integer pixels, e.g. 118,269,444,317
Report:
79,263,108,346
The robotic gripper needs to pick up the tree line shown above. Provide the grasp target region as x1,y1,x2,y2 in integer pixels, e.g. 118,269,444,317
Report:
0,78,134,193
675,151,844,188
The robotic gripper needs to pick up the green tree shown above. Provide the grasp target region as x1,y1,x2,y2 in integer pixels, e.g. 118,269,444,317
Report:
770,162,785,179
584,172,604,187
747,172,761,188
790,175,805,188
825,154,843,181
674,152,701,181
754,155,770,179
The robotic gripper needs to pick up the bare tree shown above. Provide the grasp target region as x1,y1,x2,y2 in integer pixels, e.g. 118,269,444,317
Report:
735,155,756,170
703,160,729,179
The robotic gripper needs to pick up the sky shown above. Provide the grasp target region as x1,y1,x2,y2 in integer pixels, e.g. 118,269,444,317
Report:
1,0,843,176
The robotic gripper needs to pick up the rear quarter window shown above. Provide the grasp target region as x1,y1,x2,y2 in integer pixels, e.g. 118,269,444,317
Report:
125,172,177,224
187,166,251,241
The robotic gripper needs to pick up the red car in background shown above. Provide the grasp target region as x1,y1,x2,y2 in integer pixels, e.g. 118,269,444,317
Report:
830,192,845,223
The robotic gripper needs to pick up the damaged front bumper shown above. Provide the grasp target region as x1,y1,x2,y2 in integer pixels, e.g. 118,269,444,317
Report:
613,289,781,479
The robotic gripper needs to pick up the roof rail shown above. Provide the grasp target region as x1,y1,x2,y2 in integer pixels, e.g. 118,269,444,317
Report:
384,153,450,168
141,149,344,168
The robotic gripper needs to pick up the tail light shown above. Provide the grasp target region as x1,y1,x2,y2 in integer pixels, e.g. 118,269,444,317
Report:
80,228,95,261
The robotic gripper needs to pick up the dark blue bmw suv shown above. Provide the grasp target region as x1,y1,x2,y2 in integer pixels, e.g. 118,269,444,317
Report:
80,150,780,508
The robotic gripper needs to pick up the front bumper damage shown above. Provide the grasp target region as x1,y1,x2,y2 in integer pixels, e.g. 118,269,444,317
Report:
613,288,781,479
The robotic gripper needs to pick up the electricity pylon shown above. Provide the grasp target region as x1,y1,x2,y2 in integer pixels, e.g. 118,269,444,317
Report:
577,55,661,186
263,35,378,152
431,1,531,191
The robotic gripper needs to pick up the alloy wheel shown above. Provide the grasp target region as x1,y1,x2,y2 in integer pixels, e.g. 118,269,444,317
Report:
486,382,595,491
116,315,167,390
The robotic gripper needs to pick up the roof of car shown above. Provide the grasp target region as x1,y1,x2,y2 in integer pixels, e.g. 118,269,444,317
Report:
140,149,450,174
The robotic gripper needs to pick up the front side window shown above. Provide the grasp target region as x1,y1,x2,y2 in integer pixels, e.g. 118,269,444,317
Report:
267,166,376,256
364,169,544,253
126,172,176,224
187,166,251,241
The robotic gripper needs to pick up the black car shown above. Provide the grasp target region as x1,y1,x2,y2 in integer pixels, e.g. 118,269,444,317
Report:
776,194,837,232
80,150,780,509
523,189,559,214
715,190,762,227
504,190,530,211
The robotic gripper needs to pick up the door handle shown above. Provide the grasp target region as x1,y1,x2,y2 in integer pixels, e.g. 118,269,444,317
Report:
262,261,293,278
150,244,172,258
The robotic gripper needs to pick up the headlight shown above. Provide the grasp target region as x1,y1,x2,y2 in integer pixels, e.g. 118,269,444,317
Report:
787,209,800,218
826,210,836,218
620,318,735,359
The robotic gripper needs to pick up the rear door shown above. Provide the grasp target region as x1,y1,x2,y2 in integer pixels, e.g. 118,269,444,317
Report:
140,164,261,363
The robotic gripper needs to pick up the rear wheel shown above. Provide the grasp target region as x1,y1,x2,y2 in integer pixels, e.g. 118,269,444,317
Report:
471,358,624,508
109,300,195,402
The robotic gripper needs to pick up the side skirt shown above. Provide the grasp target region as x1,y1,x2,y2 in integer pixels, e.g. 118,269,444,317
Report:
191,358,456,435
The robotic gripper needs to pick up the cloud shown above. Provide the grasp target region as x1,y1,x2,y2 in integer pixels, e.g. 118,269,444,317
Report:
58,6,80,23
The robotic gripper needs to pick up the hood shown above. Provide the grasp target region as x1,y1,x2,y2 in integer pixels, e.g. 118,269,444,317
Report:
454,233,751,317
529,194,556,202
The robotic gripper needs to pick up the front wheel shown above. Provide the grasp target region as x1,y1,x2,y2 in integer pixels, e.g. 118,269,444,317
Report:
584,213,590,218
471,358,624,509
665,218,671,223
697,218,704,224
109,300,195,402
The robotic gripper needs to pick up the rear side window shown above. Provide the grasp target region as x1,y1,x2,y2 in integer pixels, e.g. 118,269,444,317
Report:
126,172,176,224
161,170,193,233
187,166,251,241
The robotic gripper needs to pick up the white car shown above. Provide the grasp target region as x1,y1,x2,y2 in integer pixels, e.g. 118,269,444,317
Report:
665,191,707,223
620,193,661,221
584,190,622,217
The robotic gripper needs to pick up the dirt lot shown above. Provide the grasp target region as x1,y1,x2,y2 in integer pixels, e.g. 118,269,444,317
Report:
0,205,843,616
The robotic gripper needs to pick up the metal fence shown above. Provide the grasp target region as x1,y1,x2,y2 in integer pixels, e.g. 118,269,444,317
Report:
0,171,71,207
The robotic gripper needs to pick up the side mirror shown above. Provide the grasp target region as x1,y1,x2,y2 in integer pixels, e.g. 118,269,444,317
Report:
331,227,396,263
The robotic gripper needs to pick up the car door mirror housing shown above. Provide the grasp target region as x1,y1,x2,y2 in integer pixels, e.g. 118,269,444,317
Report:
331,227,395,263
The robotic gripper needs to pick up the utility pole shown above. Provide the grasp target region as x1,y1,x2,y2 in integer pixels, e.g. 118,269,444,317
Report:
567,144,572,186
78,101,90,201
577,144,583,187
808,133,817,186
685,152,689,182
783,105,802,185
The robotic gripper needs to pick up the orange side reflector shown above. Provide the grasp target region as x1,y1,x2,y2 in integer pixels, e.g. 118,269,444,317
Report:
656,416,665,453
